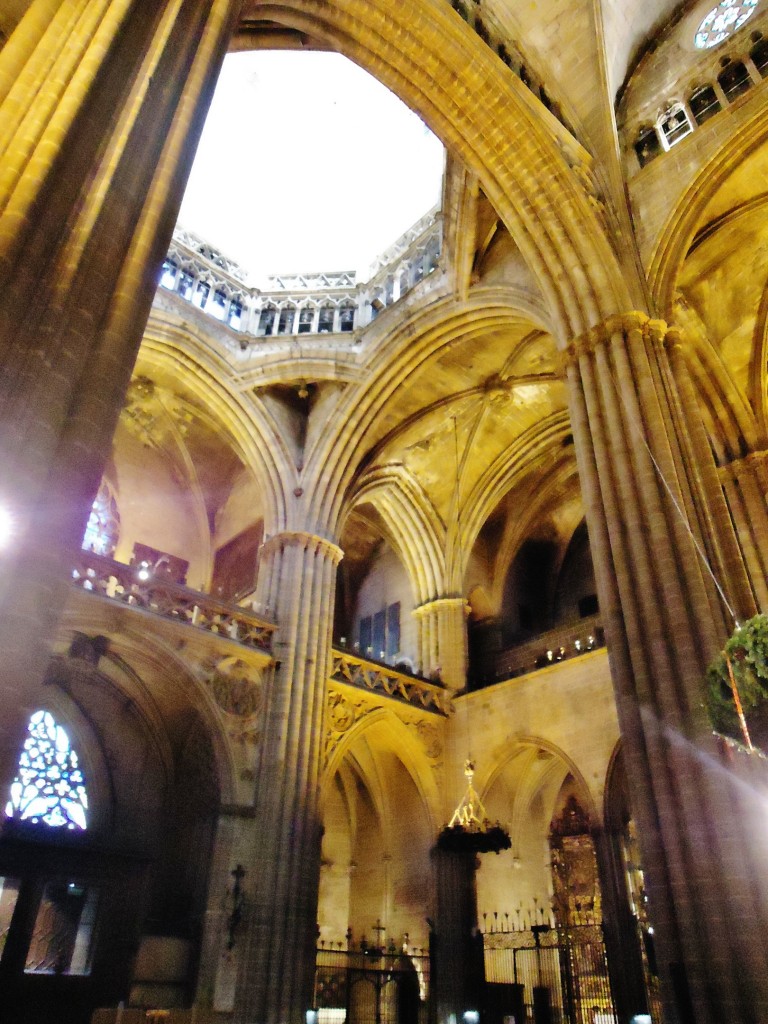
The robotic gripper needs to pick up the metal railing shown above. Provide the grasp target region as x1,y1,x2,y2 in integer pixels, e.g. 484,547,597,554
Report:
315,934,432,1024
481,917,617,1024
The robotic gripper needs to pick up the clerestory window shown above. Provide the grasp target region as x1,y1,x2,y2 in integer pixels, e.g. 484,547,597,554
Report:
318,307,335,333
718,59,753,100
228,297,243,330
339,305,355,332
751,36,768,74
659,105,694,149
297,309,314,334
634,127,662,167
688,84,722,125
258,305,276,334
160,259,177,289
5,711,88,830
277,307,296,334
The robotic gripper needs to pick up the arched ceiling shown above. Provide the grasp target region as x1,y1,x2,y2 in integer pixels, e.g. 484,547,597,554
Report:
335,304,579,596
354,322,561,513
119,367,251,527
374,386,564,530
3,0,687,105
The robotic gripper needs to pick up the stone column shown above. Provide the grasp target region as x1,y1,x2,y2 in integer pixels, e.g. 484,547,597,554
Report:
719,451,768,611
563,311,768,1023
0,0,241,779
592,826,650,1024
431,847,484,1024
665,331,756,616
236,530,342,1024
413,597,468,690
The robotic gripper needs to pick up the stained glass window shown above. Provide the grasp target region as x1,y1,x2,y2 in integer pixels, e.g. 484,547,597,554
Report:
5,711,88,830
82,479,119,557
694,0,759,49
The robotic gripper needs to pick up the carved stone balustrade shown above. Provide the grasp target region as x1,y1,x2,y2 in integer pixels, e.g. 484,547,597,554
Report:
330,649,452,716
71,551,275,653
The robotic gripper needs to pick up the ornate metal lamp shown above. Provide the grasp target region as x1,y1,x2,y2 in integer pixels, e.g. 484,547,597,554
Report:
436,759,510,854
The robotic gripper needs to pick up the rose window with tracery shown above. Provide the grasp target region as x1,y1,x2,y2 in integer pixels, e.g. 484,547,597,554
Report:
5,711,88,830
694,0,759,48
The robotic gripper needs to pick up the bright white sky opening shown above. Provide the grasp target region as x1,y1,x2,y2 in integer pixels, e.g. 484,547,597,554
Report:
178,51,446,285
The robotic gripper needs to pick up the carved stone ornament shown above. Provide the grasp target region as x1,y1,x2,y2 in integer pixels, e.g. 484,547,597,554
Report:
328,691,355,733
416,720,442,761
207,658,263,718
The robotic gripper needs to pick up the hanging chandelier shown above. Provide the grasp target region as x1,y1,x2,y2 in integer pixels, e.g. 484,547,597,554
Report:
436,759,511,854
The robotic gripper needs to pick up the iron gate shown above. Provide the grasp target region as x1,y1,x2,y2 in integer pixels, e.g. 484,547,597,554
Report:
314,942,432,1024
483,923,617,1024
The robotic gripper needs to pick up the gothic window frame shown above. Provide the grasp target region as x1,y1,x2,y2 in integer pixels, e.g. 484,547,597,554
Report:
297,307,315,334
658,103,694,149
688,83,722,124
718,57,754,99
317,305,335,333
160,259,178,290
258,303,277,334
277,305,297,335
5,710,89,831
338,302,356,333
82,479,120,558
227,294,244,330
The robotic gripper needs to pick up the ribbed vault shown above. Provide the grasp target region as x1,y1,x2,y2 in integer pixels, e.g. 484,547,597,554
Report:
139,328,293,535
349,465,446,605
302,292,558,536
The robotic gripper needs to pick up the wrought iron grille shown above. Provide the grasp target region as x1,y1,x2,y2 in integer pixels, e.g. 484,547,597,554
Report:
482,923,617,1024
314,939,432,1024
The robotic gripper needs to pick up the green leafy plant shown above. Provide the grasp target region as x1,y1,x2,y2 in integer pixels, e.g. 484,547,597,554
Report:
706,614,768,740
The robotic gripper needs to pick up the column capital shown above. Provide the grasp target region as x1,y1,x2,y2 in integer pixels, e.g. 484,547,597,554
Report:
557,311,672,373
412,596,469,618
718,448,768,479
260,531,344,565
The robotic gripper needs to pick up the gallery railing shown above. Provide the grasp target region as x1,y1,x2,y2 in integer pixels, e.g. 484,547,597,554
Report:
330,649,452,716
159,208,442,339
472,614,605,689
71,550,275,654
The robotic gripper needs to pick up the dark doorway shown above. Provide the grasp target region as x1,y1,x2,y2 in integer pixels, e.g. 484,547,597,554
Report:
0,826,149,1024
